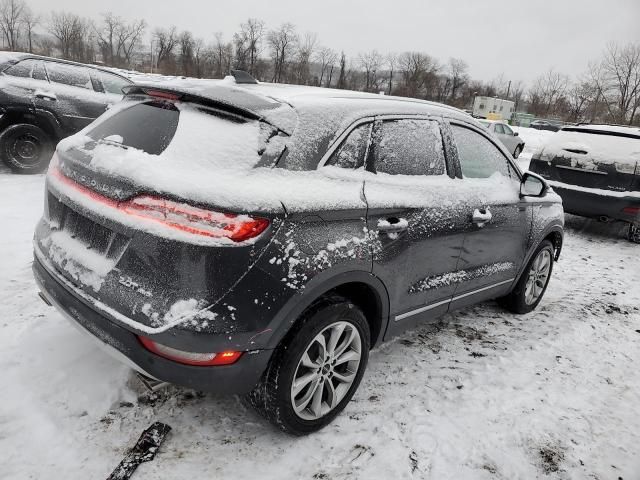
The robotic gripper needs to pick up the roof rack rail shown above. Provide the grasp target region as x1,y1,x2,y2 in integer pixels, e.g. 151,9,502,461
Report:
230,70,258,84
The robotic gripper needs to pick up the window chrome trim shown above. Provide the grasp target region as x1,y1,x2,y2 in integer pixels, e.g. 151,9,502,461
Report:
394,278,515,322
556,165,608,175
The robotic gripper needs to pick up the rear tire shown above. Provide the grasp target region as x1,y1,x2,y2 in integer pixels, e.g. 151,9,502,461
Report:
246,295,370,435
513,145,523,159
0,123,54,174
500,240,554,314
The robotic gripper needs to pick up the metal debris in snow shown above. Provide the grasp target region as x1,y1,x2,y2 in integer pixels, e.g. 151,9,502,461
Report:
107,422,172,480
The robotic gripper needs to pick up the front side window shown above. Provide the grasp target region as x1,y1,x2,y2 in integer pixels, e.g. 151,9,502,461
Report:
45,62,93,90
325,122,371,169
451,124,510,179
502,124,514,135
375,119,446,176
494,123,505,134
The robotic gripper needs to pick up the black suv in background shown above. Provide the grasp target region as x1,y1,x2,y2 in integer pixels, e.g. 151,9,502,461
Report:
529,124,640,242
33,79,564,434
0,52,131,173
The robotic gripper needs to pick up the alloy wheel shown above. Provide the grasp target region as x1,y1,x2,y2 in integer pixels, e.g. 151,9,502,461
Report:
290,321,362,420
524,249,551,305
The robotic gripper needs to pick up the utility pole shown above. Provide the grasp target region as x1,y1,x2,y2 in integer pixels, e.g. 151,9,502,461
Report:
505,80,511,99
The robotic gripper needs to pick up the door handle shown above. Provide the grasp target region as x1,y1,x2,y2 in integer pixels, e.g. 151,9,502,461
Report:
472,208,492,227
33,90,57,101
377,217,409,234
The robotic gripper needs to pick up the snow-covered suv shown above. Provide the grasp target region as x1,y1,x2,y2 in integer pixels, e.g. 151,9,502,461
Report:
33,76,564,434
529,124,640,242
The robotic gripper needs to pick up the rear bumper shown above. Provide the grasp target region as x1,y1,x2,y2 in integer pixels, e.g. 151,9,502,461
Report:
549,182,640,223
32,254,272,394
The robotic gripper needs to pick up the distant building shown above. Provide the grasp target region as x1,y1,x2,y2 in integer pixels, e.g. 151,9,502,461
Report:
473,96,515,121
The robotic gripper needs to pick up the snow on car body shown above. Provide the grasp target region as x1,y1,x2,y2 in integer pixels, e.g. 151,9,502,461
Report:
32,75,564,434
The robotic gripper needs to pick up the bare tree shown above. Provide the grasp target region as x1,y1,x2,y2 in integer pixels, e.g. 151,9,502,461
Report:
0,0,24,50
267,23,297,83
20,4,37,52
314,46,336,87
597,43,640,124
211,32,231,78
336,51,347,89
96,12,120,65
294,32,317,84
154,26,178,71
178,30,194,76
448,58,469,103
529,68,569,116
358,49,383,92
397,51,439,98
386,53,397,95
49,11,93,61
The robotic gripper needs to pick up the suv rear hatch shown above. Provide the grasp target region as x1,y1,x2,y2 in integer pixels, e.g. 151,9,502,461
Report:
531,126,640,193
35,86,295,333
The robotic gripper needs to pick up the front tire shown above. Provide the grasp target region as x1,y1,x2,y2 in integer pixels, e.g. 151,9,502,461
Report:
628,223,640,244
246,295,370,435
500,240,554,314
0,123,54,174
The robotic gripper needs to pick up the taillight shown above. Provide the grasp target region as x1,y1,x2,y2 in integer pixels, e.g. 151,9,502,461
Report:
622,206,640,215
49,167,269,242
141,89,182,101
121,195,269,242
138,336,242,366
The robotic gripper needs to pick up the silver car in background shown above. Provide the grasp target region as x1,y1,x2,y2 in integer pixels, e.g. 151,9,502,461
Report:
479,120,526,158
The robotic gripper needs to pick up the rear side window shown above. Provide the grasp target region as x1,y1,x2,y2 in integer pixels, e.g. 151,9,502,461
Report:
374,119,445,176
45,62,93,90
88,101,179,155
452,125,510,178
94,71,130,95
325,122,371,169
4,59,38,78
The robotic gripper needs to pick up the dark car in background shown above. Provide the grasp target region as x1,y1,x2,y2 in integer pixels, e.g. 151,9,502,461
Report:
530,119,566,132
529,124,640,242
0,52,132,173
33,78,564,435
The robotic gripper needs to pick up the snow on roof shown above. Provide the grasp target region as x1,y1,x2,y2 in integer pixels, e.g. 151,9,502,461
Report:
568,124,640,137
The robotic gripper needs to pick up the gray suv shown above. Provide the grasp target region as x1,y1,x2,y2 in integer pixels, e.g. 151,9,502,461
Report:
33,78,564,435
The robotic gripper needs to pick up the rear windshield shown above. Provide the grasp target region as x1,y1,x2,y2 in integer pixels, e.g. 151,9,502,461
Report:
65,100,289,184
88,101,179,155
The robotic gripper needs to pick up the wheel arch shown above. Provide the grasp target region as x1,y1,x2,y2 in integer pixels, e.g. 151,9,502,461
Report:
0,109,63,140
266,271,390,351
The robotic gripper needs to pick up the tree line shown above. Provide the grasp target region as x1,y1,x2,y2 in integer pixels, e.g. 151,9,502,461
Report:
0,0,638,125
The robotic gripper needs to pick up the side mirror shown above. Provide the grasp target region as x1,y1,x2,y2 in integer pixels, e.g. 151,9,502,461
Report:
514,132,519,136
520,171,548,197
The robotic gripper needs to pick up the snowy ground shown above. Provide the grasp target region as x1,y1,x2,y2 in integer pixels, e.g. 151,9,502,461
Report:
1,128,639,479
511,125,557,171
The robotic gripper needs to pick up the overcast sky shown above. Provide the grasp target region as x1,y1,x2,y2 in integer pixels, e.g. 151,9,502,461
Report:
27,0,640,85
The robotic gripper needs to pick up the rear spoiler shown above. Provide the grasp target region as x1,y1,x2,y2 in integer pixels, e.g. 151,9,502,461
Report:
122,84,292,135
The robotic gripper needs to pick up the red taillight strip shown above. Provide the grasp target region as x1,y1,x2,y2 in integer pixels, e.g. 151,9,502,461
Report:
49,167,269,242
138,336,243,366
